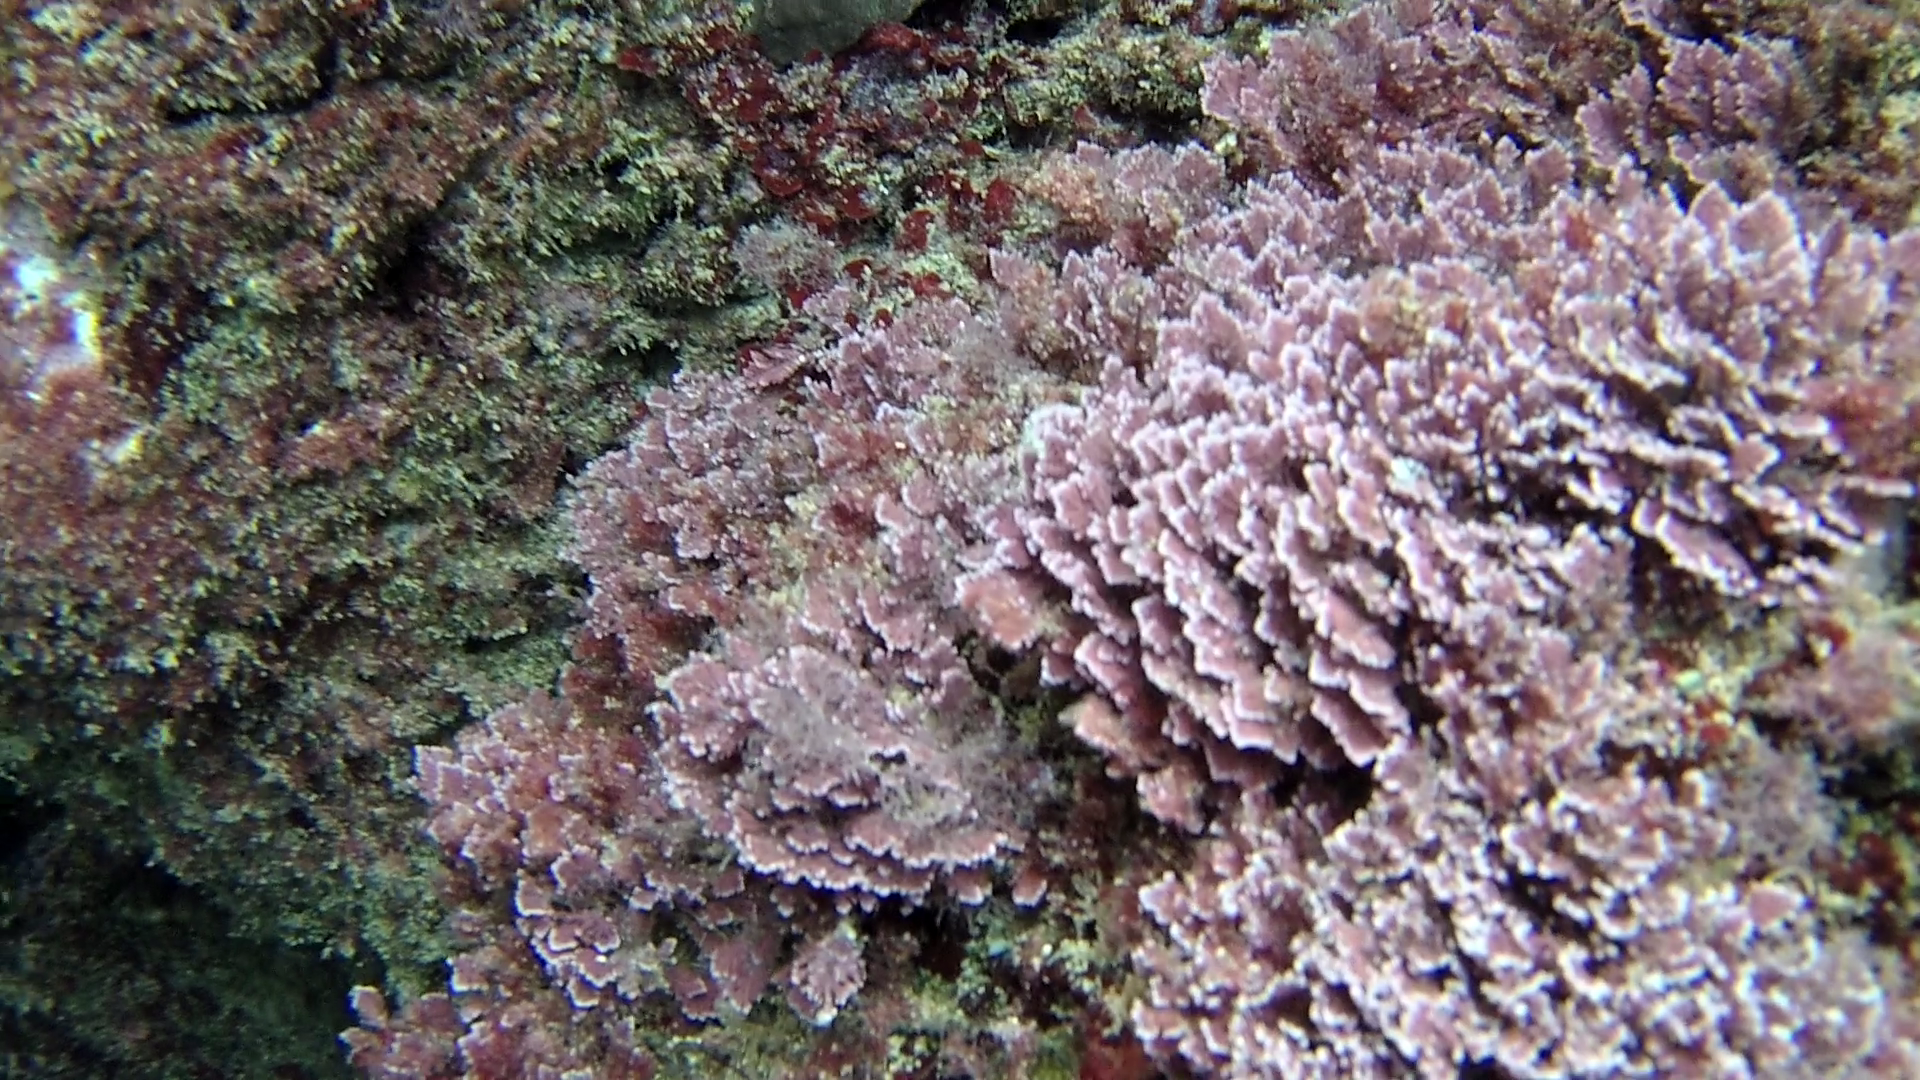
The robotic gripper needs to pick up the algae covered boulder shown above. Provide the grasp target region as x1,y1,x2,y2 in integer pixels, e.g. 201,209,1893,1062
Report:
753,0,924,61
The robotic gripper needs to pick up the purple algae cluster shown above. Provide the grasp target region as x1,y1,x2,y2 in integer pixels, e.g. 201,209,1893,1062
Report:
965,4,1920,1075
9,0,1920,1078
357,3,1920,1077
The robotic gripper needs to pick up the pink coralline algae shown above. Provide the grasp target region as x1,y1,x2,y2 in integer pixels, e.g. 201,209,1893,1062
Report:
784,923,868,1027
978,134,1918,809
960,4,1920,1077
1199,0,1920,231
1134,743,1917,1078
655,636,1016,906
1752,605,1920,754
568,296,1063,910
354,293,1073,1072
413,692,778,1016
351,684,774,1078
351,1,1920,1076
564,364,814,692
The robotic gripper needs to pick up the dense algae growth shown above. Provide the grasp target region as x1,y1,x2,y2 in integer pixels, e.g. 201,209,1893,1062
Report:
5,0,1920,1078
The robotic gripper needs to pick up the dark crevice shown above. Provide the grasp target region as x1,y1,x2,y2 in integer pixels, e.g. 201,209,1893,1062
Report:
1003,16,1071,47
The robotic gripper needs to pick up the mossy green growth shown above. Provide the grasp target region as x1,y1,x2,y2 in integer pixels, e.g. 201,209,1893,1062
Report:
0,808,359,1080
1,221,666,1023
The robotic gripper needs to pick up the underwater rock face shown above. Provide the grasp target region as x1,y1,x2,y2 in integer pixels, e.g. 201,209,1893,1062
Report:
752,0,924,62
